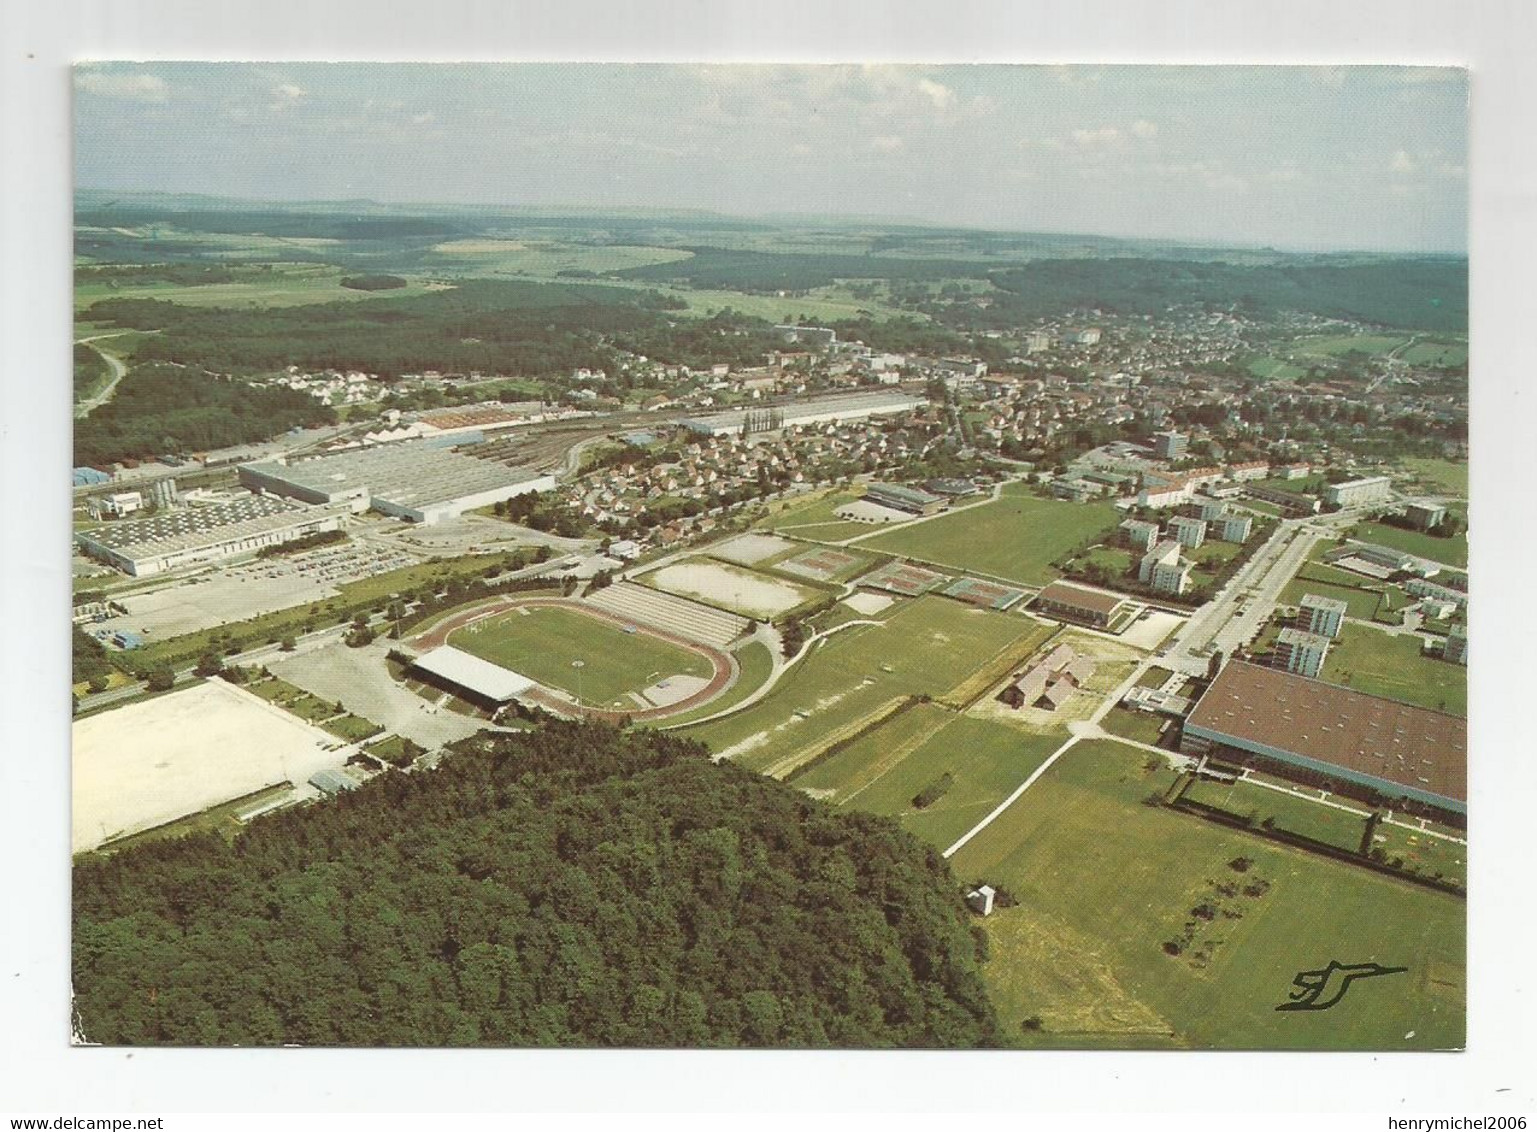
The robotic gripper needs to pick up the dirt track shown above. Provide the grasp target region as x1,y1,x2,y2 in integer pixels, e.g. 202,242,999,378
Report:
408,596,738,723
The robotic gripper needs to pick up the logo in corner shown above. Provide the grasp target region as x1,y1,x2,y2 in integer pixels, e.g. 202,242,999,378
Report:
1276,960,1409,1012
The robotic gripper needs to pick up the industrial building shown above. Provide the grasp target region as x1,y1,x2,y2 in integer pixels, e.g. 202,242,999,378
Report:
1033,580,1134,629
240,441,555,525
74,495,349,577
862,482,945,516
1298,593,1348,639
1273,626,1332,677
676,390,926,437
1325,476,1393,507
1182,661,1466,816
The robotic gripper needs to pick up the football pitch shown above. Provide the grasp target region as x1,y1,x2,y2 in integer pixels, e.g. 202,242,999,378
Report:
681,597,1055,770
852,485,1119,585
449,605,713,707
951,739,1465,1050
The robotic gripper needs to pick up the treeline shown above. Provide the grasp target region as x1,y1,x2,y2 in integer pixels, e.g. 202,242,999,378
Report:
72,625,113,689
340,274,408,291
75,363,334,467
73,721,998,1047
83,280,686,380
73,343,108,397
255,529,348,558
76,263,244,287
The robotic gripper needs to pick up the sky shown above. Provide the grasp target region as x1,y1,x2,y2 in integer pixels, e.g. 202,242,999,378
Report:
74,63,1469,252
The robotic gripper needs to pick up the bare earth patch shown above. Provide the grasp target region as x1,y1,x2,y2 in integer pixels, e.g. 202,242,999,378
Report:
843,591,895,615
708,533,799,565
646,560,818,618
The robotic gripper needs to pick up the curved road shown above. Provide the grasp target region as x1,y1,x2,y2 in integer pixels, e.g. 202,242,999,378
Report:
74,334,132,418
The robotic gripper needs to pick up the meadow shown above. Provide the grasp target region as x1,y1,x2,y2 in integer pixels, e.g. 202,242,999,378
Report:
75,262,441,311
854,485,1119,585
1351,522,1468,568
680,597,1054,771
450,605,712,708
1319,622,1466,715
795,708,1064,851
952,739,1465,1050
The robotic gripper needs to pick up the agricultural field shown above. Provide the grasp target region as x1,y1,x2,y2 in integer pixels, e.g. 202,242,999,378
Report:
1350,523,1468,569
449,604,712,708
855,485,1119,586
952,739,1465,1050
795,708,1064,852
1400,339,1468,368
680,596,1054,772
1318,623,1466,716
642,558,823,619
424,239,694,276
75,262,441,311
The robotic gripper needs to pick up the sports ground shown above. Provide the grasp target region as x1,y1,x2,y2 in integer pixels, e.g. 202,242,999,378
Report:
853,484,1119,585
950,739,1465,1050
446,603,715,710
683,596,1056,774
72,679,344,853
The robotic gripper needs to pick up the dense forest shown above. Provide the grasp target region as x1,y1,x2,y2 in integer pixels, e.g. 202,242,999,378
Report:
75,363,334,466
71,625,113,689
73,722,998,1047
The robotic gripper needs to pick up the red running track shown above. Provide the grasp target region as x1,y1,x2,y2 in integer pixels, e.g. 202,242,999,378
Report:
407,595,738,723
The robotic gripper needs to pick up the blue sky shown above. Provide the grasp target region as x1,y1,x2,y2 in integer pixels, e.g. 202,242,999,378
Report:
74,63,1468,252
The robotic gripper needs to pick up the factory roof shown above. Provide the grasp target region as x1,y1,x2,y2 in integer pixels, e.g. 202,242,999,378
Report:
1185,661,1466,804
245,441,545,511
73,495,323,556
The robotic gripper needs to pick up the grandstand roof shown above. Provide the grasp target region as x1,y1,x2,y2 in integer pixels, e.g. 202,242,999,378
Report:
410,646,535,703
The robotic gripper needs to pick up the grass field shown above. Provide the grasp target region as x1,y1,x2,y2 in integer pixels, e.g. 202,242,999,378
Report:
953,739,1465,1049
1400,340,1468,368
795,708,1064,851
1099,707,1170,747
681,597,1054,770
1278,578,1386,621
425,240,694,276
450,605,712,708
75,263,441,311
757,490,866,531
1245,356,1307,380
855,485,1119,586
1181,777,1368,853
1292,334,1411,359
1319,622,1466,715
1351,523,1468,569
1397,458,1469,498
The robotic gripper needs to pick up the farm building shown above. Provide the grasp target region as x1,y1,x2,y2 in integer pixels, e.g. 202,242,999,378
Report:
1181,660,1467,817
997,643,1096,711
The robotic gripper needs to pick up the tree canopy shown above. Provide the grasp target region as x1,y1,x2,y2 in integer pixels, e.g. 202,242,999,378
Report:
73,721,998,1047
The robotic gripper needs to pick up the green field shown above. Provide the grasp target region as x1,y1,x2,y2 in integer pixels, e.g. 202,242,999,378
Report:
1292,334,1410,359
795,708,1063,851
1319,622,1466,715
1100,707,1171,746
75,262,441,311
1400,340,1468,368
953,739,1464,1049
1245,356,1307,381
451,605,712,708
681,597,1054,770
424,240,694,276
1351,523,1468,569
854,485,1119,586
757,490,866,531
1279,578,1386,621
1181,777,1368,853
1397,458,1469,498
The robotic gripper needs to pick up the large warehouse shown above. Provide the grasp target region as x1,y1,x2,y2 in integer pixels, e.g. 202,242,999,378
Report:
677,390,926,437
240,440,555,524
74,495,348,576
1181,660,1466,816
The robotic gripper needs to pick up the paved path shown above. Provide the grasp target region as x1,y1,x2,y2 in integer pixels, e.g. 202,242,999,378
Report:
74,334,130,418
942,734,1081,859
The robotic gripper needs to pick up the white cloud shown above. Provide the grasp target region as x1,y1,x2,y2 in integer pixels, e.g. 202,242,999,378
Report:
1390,149,1417,174
75,71,169,103
869,135,905,153
1131,119,1158,140
916,78,956,109
267,82,307,112
1072,126,1121,147
411,112,436,126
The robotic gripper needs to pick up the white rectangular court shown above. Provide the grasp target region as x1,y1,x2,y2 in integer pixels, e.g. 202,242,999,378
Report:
72,679,348,853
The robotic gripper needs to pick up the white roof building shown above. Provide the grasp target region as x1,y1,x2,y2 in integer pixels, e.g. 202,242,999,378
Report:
410,646,535,703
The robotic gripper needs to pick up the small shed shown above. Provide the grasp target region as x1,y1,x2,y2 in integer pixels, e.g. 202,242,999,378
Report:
967,885,996,916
